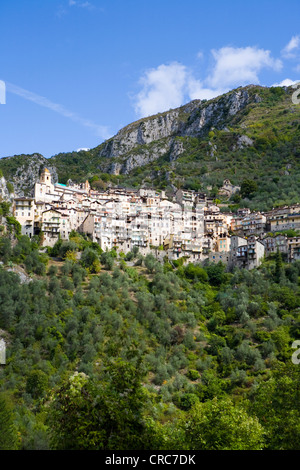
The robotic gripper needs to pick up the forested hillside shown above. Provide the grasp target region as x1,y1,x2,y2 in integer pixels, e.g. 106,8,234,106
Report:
0,223,299,450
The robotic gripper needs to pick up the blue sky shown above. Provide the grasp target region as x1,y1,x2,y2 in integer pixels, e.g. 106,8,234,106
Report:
0,0,299,159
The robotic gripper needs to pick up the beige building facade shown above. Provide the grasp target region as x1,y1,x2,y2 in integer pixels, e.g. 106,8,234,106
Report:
11,169,299,270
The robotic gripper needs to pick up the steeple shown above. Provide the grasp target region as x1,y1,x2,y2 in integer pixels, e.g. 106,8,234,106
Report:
40,168,51,184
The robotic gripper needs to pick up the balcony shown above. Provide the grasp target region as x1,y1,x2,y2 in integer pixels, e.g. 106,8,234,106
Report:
191,245,202,252
133,240,148,247
43,227,60,233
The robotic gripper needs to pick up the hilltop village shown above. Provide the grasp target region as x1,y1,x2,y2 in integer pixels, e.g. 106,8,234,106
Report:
12,168,300,270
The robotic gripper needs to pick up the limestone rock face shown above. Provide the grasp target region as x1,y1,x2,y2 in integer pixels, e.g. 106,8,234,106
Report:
99,108,184,159
97,88,251,173
1,154,58,197
183,89,250,136
0,175,14,201
122,139,172,174
232,134,254,151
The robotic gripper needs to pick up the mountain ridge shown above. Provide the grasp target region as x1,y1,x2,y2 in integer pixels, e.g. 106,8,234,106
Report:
0,84,299,211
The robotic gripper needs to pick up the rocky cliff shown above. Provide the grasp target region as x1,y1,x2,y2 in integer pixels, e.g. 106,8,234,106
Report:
0,154,58,197
96,86,254,174
0,175,14,201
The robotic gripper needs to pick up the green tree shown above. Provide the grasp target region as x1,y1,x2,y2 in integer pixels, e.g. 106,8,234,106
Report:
47,359,161,450
0,201,11,217
0,393,19,449
205,262,227,286
5,216,21,236
274,248,284,283
183,397,265,450
59,240,78,259
240,179,258,199
144,253,157,273
26,370,49,399
0,237,12,264
81,247,100,272
249,362,300,449
48,265,58,277
100,251,114,270
183,263,209,282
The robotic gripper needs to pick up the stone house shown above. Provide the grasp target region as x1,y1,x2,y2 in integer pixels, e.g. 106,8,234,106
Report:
288,237,300,262
209,251,230,264
13,197,35,238
262,234,288,258
38,209,71,247
230,235,265,270
268,210,300,233
232,212,267,237
218,179,240,198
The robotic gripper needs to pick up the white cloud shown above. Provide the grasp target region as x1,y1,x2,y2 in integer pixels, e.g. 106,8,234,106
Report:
207,46,282,89
68,0,94,8
134,62,190,117
56,0,95,18
133,61,229,118
133,46,284,117
187,77,226,101
282,35,300,58
6,82,111,140
271,78,300,87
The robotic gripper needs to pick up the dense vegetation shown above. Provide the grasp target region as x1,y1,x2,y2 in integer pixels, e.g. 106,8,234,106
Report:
0,229,299,450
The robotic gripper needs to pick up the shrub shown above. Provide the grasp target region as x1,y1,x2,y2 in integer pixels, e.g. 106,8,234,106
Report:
187,369,200,381
59,241,78,260
26,370,49,399
183,263,209,282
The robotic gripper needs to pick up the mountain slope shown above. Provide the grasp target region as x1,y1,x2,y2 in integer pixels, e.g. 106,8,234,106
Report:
50,84,300,211
1,84,299,209
51,85,255,178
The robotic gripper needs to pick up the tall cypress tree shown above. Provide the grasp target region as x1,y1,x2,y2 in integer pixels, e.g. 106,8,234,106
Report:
274,248,284,283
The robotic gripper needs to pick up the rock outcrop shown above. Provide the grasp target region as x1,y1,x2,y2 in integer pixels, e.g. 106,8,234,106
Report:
97,87,253,173
0,154,58,197
0,175,14,201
